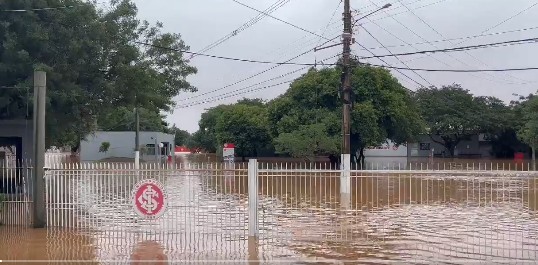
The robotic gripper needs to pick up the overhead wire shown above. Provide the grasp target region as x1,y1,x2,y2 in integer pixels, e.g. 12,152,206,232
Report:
182,0,447,101
136,36,538,67
394,0,533,85
190,0,291,59
472,2,538,40
178,54,342,108
356,42,426,88
358,37,538,60
231,0,334,42
365,63,538,73
359,26,538,51
361,26,434,86
0,5,76,12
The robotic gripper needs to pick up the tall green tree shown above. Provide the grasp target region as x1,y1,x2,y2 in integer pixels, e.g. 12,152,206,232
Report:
268,65,424,164
214,103,272,160
414,85,509,157
0,0,196,147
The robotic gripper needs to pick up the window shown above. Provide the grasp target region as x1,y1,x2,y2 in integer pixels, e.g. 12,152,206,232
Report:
145,144,155,155
419,143,431,151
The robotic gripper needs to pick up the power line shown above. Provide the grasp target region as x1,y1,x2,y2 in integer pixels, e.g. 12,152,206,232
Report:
231,0,332,42
177,80,294,108
190,0,291,59
359,37,538,60
0,5,75,12
394,0,532,85
356,43,426,88
137,37,537,67
475,2,538,39
366,64,538,73
361,27,434,86
177,49,314,102
178,53,341,107
135,41,326,66
360,26,538,51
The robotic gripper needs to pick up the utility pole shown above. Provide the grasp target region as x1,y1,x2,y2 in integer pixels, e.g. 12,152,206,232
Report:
340,0,353,209
33,70,46,228
342,0,352,162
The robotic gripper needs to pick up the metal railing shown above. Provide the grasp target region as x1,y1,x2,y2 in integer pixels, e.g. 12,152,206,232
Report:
2,159,538,263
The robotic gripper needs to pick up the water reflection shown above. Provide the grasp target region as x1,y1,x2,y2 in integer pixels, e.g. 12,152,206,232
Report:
0,226,95,263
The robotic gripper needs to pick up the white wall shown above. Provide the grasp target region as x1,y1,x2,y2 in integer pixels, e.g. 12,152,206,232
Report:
80,131,174,162
363,139,408,157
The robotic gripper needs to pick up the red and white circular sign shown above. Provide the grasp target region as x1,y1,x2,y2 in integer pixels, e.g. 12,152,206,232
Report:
131,179,168,219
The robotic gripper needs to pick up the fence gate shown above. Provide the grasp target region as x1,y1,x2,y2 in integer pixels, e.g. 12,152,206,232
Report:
44,162,250,261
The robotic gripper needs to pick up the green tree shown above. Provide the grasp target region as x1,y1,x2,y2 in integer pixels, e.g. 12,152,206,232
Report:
98,107,168,132
191,105,229,153
169,126,191,146
268,65,423,165
214,103,272,161
518,96,538,170
0,0,196,147
414,85,508,157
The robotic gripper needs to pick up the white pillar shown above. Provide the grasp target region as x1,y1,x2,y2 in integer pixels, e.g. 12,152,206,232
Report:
340,154,351,209
248,159,259,237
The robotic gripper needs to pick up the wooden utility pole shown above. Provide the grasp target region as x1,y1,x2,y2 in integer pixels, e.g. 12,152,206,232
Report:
342,0,352,164
340,0,353,208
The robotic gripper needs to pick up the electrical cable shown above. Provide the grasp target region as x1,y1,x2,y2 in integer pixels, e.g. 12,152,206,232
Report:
356,42,427,88
177,80,294,108
0,5,75,12
177,53,341,108
394,0,533,85
361,27,434,86
360,26,538,51
365,63,538,72
231,0,333,42
190,0,291,59
136,37,537,67
177,49,315,102
473,2,538,40
359,37,538,60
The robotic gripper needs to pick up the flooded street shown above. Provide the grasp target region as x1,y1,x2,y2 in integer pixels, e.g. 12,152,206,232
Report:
0,155,537,264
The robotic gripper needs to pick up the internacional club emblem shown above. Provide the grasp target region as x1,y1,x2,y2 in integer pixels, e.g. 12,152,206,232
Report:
131,179,168,219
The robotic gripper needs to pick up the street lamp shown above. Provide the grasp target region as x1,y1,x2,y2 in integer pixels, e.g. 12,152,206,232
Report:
354,3,392,23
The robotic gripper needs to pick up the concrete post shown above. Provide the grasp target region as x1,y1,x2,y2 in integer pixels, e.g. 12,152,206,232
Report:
32,70,46,228
340,154,351,209
248,159,259,238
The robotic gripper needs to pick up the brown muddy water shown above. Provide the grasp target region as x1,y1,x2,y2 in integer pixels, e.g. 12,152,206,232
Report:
0,154,537,264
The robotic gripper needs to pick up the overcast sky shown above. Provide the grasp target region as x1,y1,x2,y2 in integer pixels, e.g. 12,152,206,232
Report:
130,0,538,133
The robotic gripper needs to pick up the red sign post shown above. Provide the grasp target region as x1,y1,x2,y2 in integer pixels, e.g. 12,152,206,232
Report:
131,179,168,219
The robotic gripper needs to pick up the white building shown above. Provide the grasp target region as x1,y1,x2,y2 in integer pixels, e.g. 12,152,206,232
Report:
80,131,174,162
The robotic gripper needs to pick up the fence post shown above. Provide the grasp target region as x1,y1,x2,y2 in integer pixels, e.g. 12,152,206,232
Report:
33,70,47,228
248,159,259,238
340,154,351,209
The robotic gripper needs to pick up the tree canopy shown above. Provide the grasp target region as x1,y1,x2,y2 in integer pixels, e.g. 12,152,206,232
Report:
414,85,512,157
189,65,424,163
0,0,196,146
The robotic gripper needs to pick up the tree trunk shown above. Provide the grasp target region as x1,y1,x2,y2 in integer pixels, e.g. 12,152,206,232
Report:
531,146,536,171
358,147,366,170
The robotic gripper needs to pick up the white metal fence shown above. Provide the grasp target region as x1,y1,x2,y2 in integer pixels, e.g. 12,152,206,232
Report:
0,153,69,225
2,159,538,263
